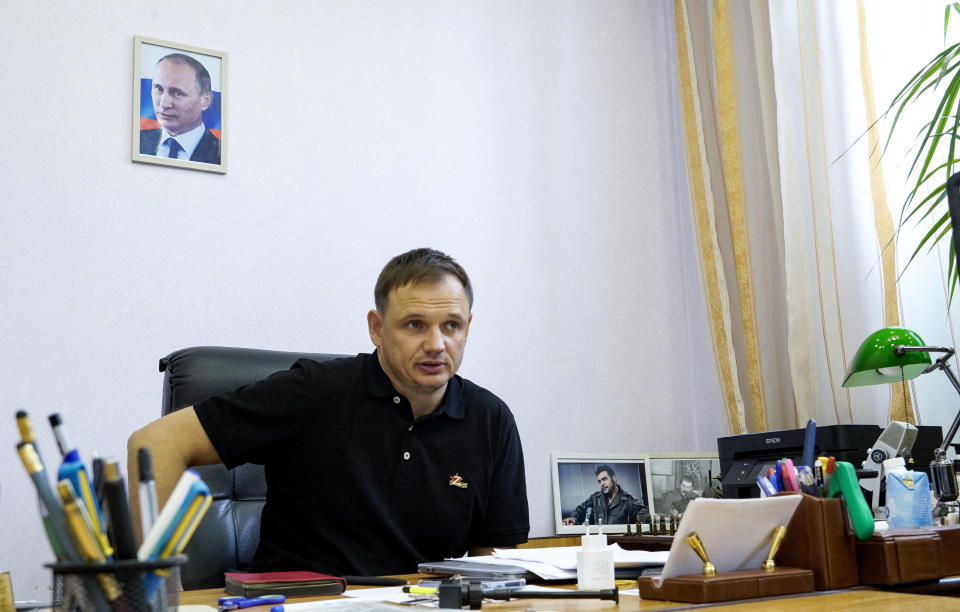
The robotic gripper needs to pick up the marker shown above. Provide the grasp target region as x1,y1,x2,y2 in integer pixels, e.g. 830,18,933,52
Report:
801,419,817,469
47,413,74,459
91,453,105,505
138,447,159,536
824,456,836,490
102,458,138,559
403,586,438,596
782,459,799,492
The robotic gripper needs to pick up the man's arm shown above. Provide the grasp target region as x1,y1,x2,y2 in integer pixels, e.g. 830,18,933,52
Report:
631,497,651,524
126,406,222,542
562,498,590,525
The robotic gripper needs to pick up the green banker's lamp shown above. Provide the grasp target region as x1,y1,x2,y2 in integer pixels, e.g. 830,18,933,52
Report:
843,326,960,522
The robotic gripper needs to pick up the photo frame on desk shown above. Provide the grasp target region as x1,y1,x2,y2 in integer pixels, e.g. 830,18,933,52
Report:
131,35,227,173
551,452,651,535
648,453,721,517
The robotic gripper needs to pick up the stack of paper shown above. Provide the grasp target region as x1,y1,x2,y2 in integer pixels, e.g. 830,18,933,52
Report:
439,545,668,580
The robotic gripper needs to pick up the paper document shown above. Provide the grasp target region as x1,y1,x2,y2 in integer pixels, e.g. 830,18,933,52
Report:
657,496,802,582
493,545,668,570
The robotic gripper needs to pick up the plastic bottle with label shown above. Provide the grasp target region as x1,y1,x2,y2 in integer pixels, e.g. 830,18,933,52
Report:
884,457,933,528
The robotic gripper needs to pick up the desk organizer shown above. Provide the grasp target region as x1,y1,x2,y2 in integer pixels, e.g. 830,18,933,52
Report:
773,492,858,589
856,524,960,586
46,556,184,612
636,567,814,603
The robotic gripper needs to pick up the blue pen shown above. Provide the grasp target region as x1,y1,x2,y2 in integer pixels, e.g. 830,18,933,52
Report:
801,418,817,469
770,461,783,492
218,595,285,610
756,475,777,497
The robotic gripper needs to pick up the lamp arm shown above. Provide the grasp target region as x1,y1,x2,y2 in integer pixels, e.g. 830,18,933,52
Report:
897,345,960,459
935,364,960,460
895,345,955,358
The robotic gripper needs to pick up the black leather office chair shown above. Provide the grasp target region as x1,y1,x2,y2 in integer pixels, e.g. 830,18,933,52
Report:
159,346,347,589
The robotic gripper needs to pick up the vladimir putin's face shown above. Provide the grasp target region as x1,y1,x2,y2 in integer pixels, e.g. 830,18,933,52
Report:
151,59,211,136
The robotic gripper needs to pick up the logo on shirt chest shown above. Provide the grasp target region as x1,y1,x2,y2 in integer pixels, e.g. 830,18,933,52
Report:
448,473,469,489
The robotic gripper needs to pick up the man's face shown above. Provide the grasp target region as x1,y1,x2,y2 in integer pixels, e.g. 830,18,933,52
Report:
597,471,615,495
367,274,472,400
151,60,211,136
680,478,694,495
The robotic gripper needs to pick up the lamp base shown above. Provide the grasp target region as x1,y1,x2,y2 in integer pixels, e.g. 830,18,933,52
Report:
933,500,960,525
931,456,960,501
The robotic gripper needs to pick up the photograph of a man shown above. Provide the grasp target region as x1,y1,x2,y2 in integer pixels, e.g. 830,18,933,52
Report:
562,464,650,526
659,473,697,513
139,52,221,164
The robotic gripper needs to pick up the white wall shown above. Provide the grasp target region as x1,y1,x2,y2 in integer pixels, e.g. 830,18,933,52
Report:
0,1,727,598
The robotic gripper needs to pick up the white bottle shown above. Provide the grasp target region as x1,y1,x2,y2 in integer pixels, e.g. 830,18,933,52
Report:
576,523,614,590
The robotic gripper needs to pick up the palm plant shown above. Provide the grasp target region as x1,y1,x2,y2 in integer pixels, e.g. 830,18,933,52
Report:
886,4,960,297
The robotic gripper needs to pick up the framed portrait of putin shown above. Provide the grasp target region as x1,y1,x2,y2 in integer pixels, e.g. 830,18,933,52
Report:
551,452,652,535
132,35,227,173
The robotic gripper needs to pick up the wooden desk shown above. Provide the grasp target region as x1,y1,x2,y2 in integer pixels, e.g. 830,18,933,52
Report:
179,575,954,611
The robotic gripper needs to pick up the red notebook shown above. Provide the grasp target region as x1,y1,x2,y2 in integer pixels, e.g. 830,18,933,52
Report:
223,571,347,598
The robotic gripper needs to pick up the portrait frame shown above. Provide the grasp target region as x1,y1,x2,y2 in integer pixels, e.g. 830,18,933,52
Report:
131,35,228,173
647,452,721,518
551,452,652,535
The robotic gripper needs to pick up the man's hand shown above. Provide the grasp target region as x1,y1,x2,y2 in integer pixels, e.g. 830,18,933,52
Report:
562,517,577,525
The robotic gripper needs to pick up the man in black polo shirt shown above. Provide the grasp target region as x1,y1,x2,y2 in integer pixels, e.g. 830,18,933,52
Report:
128,248,529,576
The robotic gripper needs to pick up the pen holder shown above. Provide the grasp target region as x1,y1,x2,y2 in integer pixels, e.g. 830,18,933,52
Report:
46,556,185,612
772,492,858,590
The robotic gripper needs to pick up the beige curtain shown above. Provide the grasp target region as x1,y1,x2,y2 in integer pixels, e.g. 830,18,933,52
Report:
673,0,787,433
671,0,926,432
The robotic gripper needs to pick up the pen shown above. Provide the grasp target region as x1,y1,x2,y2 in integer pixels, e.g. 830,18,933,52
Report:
60,449,113,560
138,447,159,536
49,413,112,558
16,411,63,557
218,595,285,610
16,442,79,561
48,413,74,459
157,492,212,558
771,460,783,492
801,418,817,469
756,475,777,497
16,411,47,470
57,480,123,602
797,465,819,497
102,458,138,559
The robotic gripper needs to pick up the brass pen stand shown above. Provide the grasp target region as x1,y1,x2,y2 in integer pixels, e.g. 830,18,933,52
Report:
637,527,814,603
